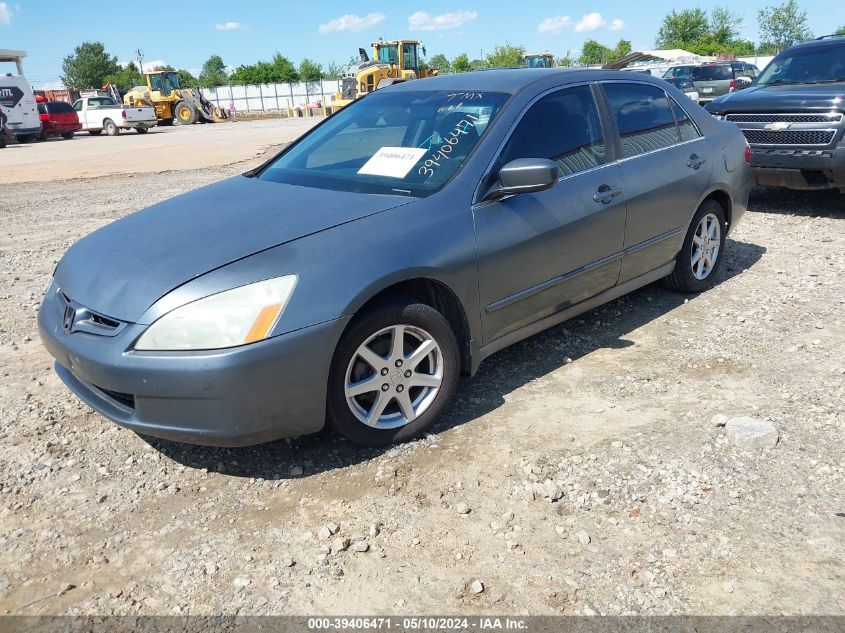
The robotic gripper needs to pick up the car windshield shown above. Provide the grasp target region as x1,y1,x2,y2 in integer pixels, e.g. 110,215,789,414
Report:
259,90,510,197
757,44,845,86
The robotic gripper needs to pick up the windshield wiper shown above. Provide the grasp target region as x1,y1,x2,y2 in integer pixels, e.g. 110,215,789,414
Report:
804,77,845,84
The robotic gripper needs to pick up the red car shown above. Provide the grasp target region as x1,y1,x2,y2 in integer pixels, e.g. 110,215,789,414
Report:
37,99,81,140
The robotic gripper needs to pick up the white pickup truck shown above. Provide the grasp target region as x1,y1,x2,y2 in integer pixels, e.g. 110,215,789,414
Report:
72,96,157,136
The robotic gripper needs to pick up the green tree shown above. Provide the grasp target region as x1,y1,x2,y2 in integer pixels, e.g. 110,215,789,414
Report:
451,53,472,73
835,26,845,36
579,40,613,65
486,43,525,68
61,41,120,90
613,39,633,59
271,54,299,82
199,54,228,88
710,7,742,43
469,59,486,70
324,61,347,80
299,58,323,82
428,53,451,73
758,0,813,52
656,8,710,48
103,61,143,90
556,50,575,67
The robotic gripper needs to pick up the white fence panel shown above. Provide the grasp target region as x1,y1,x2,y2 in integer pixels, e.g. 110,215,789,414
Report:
201,80,341,112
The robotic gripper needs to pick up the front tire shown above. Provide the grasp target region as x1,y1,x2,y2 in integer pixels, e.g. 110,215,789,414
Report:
327,299,460,446
663,199,727,293
61,131,74,140
104,119,119,136
174,101,198,125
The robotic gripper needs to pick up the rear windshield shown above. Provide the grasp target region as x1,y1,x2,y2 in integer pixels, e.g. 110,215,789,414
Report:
259,90,510,197
757,44,845,86
46,101,75,114
691,65,732,80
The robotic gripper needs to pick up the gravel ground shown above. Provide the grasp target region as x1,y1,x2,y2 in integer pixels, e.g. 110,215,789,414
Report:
0,162,843,615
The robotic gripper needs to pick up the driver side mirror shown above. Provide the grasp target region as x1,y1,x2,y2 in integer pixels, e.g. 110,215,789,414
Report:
734,76,753,90
483,158,559,201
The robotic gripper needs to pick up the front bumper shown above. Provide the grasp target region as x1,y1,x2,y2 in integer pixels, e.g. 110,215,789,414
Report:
750,145,845,190
38,284,350,446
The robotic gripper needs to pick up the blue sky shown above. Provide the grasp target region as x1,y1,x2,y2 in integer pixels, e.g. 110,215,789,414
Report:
2,0,844,88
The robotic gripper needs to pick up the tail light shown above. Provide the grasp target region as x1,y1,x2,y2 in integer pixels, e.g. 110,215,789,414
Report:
39,113,49,121
744,144,752,163
729,79,735,92
121,110,126,119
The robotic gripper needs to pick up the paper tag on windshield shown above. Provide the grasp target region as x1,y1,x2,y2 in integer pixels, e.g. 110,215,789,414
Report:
358,147,427,179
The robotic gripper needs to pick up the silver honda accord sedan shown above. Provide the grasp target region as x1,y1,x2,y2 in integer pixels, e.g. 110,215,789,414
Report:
39,69,750,447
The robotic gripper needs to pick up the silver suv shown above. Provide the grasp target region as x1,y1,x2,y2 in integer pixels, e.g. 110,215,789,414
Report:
663,62,759,104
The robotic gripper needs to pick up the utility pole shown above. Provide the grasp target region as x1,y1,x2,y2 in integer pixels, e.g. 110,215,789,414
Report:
135,49,144,72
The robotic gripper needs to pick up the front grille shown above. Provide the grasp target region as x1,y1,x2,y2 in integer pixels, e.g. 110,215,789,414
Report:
93,385,135,410
742,129,836,146
727,113,843,123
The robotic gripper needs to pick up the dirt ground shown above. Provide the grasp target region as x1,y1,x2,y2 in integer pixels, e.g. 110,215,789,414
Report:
0,123,843,616
0,117,319,183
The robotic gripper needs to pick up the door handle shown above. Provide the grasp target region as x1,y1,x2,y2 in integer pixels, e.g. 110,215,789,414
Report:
687,154,707,170
593,185,623,204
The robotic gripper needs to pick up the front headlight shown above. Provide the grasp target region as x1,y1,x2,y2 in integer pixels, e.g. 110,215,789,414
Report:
134,275,297,351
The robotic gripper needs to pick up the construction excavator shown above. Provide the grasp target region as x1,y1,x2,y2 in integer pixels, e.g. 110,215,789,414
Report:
332,39,438,109
123,70,229,125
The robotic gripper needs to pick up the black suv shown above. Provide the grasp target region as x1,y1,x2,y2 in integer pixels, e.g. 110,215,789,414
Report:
706,35,845,192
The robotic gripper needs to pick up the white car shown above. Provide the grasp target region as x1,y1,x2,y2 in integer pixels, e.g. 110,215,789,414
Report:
73,96,157,136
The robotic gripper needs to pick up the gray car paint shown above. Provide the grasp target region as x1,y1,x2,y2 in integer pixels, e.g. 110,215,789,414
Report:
39,69,750,446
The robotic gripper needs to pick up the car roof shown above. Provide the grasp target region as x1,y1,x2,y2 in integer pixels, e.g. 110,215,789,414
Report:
387,68,668,93
787,36,845,51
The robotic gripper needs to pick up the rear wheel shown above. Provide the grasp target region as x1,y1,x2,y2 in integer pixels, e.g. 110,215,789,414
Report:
17,134,34,143
88,130,102,136
158,118,174,126
38,129,48,141
663,199,727,293
104,119,119,136
135,127,148,134
0,135,6,149
174,101,197,125
327,299,460,446
61,131,74,140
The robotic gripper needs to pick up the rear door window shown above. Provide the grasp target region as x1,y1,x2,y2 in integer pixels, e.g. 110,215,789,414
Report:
668,96,701,142
603,83,679,158
499,85,607,177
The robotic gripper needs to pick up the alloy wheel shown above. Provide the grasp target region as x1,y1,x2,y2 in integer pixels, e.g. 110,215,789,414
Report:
691,212,721,280
344,324,444,429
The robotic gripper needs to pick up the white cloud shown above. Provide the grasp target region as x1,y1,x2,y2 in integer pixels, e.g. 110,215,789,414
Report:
319,13,386,34
215,21,246,31
0,2,13,25
537,15,573,35
609,18,625,31
574,12,606,33
408,10,477,31
141,60,167,72
34,80,65,90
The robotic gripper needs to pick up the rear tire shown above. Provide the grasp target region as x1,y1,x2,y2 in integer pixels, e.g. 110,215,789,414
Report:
327,298,460,446
158,118,173,126
663,199,727,293
135,127,148,134
38,129,48,141
0,135,6,149
104,119,119,136
174,101,197,125
88,130,102,136
17,134,34,143
61,131,74,140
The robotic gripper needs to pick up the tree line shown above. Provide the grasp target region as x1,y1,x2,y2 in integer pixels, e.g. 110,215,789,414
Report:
60,0,844,91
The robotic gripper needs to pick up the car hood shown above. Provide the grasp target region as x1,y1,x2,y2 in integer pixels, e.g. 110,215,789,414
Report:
54,176,413,322
707,82,845,113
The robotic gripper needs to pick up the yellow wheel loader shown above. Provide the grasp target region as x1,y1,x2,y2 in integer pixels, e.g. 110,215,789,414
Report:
523,53,556,68
332,39,438,109
124,70,229,125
